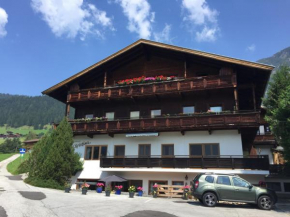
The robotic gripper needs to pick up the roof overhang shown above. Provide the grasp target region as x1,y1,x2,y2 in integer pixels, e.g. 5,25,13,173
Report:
42,39,274,96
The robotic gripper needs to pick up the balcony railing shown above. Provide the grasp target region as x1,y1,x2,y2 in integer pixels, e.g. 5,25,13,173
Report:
100,155,269,170
65,111,260,135
269,164,286,176
68,74,237,102
254,134,276,144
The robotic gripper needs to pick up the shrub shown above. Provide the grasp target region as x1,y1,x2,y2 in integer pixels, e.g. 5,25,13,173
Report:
24,177,64,190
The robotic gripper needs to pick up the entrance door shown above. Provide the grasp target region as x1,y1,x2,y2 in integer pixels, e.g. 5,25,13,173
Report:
148,180,168,195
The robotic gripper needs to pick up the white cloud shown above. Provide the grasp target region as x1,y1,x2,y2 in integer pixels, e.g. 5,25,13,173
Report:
182,0,219,42
116,0,154,39
0,7,8,38
31,0,114,40
154,24,172,43
247,44,256,52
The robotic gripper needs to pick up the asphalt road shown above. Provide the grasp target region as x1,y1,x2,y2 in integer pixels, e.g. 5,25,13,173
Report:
0,155,289,217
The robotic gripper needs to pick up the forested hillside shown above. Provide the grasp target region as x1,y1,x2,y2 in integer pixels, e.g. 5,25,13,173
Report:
0,94,74,129
258,46,290,69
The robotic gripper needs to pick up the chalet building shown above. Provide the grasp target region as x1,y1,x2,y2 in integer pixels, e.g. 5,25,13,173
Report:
43,39,275,194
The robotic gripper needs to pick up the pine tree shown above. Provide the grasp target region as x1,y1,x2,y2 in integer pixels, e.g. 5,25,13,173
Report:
263,66,290,163
28,118,82,185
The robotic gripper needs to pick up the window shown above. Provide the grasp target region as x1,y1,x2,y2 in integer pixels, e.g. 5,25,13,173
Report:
85,145,107,160
85,114,94,119
130,111,140,119
216,176,231,185
284,183,290,192
266,182,282,192
172,181,184,186
204,144,219,156
189,144,219,156
151,109,161,118
114,145,125,157
162,144,174,157
232,177,250,188
190,144,202,156
205,176,215,183
139,144,151,157
106,112,115,121
210,106,222,112
183,106,195,114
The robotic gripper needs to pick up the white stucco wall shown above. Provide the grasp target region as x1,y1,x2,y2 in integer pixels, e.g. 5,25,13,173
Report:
74,130,243,158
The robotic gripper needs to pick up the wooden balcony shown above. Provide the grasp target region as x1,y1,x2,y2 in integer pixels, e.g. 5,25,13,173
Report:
65,111,260,136
100,155,269,170
269,164,286,176
68,74,237,102
254,133,276,145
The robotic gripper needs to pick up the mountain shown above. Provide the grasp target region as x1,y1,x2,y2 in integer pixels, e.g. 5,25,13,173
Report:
0,94,74,129
258,46,290,68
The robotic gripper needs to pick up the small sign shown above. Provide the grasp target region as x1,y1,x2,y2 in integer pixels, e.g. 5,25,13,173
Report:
126,132,159,137
19,148,26,154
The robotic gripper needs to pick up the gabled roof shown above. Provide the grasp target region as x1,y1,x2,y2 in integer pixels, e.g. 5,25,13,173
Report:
42,39,274,95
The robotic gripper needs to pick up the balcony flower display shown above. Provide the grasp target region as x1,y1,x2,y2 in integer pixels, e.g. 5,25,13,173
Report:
115,185,123,195
137,187,143,196
96,183,104,193
117,75,176,86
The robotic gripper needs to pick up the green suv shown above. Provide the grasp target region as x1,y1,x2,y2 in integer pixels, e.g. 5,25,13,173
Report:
191,173,277,210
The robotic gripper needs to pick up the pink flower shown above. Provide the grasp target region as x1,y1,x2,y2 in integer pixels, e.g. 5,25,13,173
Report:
153,184,158,188
182,185,191,189
137,187,143,191
96,183,104,187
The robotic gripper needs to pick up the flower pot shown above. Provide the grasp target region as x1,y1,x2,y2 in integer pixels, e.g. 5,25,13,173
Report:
64,187,71,193
153,187,158,198
96,187,102,193
105,191,111,197
115,189,121,195
129,192,135,198
138,191,143,197
82,188,88,195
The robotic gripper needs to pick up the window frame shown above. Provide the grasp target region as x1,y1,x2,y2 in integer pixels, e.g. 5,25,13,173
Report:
114,145,125,158
130,111,140,119
150,109,161,118
182,106,195,114
232,177,251,188
189,143,220,157
85,114,94,119
84,145,108,160
161,144,174,157
138,144,151,157
208,104,223,113
105,112,115,121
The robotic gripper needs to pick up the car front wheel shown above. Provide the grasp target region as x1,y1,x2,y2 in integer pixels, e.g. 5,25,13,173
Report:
258,195,273,210
202,192,217,207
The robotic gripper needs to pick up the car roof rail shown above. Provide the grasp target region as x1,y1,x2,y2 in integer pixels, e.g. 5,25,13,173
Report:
202,172,239,176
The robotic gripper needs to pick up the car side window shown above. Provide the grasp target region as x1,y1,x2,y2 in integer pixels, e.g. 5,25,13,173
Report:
205,176,214,183
232,177,250,188
216,176,231,185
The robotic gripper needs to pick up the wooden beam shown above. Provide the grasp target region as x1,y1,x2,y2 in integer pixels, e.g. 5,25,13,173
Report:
65,103,70,118
234,88,239,111
252,84,256,111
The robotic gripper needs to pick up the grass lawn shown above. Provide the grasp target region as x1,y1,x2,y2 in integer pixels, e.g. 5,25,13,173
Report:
0,125,50,135
7,153,29,175
0,153,15,162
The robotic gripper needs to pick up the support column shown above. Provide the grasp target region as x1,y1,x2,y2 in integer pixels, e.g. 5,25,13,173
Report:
252,84,256,111
184,61,187,78
104,72,107,87
65,103,70,119
234,88,239,111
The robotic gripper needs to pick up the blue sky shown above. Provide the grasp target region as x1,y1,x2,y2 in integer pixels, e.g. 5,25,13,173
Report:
0,0,289,96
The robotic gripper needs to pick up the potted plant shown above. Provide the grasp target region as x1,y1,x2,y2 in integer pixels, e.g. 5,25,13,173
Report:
115,185,123,195
152,184,158,198
137,187,143,196
81,182,90,195
64,181,71,193
105,186,111,197
128,186,136,198
96,183,104,193
183,185,190,200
